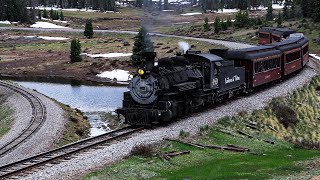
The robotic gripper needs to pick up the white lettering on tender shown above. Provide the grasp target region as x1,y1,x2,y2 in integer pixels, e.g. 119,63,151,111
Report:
225,75,240,84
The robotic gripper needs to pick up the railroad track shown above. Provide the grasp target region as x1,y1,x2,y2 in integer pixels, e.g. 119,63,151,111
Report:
0,81,47,158
0,126,144,179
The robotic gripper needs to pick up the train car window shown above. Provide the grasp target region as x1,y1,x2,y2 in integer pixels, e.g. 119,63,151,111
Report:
303,45,309,55
254,58,280,74
259,33,270,39
273,35,281,42
286,50,301,63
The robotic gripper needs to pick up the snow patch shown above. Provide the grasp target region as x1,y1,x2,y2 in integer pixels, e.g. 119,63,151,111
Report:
180,12,202,16
53,20,68,23
97,69,131,82
30,22,70,29
216,8,239,13
82,53,132,58
28,6,116,13
0,20,11,24
24,36,69,41
310,54,320,61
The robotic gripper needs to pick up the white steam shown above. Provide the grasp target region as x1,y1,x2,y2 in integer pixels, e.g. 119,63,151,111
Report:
178,41,190,54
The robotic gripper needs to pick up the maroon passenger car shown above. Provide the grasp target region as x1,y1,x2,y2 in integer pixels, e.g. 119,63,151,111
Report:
227,45,282,89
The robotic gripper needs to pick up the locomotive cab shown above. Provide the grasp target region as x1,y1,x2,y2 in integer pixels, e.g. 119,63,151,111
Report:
185,51,245,92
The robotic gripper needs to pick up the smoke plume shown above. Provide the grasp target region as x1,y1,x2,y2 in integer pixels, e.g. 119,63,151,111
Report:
178,41,190,54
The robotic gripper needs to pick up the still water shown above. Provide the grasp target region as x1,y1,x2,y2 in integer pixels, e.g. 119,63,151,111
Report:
16,81,127,136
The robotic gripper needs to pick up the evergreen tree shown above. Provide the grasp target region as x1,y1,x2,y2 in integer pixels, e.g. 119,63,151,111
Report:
313,0,320,22
266,2,273,21
84,19,94,38
221,21,228,30
31,7,36,22
164,0,169,10
136,0,143,7
277,12,282,27
70,39,82,62
214,17,221,33
159,0,162,10
234,11,250,28
226,17,232,27
290,3,295,19
50,8,54,19
60,11,64,21
203,17,210,31
43,9,48,18
38,10,42,19
131,26,154,67
283,0,289,20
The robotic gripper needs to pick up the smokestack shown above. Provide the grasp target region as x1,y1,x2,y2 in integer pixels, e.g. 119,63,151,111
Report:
144,52,156,71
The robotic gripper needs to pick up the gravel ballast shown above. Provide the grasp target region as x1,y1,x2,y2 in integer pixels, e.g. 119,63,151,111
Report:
0,82,67,166
21,67,318,180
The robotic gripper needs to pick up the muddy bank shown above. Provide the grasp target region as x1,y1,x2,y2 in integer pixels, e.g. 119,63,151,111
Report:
0,74,128,87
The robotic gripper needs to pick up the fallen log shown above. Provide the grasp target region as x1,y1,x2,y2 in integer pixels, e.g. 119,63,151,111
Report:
267,125,279,133
237,130,254,138
164,138,205,149
165,150,190,157
227,144,250,151
195,143,250,152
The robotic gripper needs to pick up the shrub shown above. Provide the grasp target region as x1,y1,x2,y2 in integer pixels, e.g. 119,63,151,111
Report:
70,38,82,62
203,17,210,32
270,99,298,129
130,144,155,157
179,130,190,137
84,19,94,39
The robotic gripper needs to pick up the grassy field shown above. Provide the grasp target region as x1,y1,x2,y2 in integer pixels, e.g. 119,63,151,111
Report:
83,76,320,179
0,95,14,138
83,129,320,180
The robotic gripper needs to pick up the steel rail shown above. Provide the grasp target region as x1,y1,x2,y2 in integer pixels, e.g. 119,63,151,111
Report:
0,81,47,158
0,126,143,179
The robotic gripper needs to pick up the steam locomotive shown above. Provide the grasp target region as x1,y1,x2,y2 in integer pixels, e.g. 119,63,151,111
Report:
116,28,309,126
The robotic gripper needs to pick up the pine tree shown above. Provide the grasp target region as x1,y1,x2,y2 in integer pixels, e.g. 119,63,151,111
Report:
203,17,210,31
159,0,162,10
266,2,273,21
50,8,54,19
164,0,169,10
38,10,42,20
70,39,82,62
131,26,154,67
277,12,283,27
283,0,289,20
313,0,320,22
60,11,64,21
84,19,94,38
214,17,221,34
226,17,232,27
43,9,48,18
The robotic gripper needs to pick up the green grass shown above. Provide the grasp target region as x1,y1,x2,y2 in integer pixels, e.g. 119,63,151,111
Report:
0,100,14,137
83,130,320,180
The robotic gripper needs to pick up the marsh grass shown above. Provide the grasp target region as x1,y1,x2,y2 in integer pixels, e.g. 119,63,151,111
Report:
0,94,14,138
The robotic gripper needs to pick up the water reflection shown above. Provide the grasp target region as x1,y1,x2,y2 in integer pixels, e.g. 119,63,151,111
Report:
16,81,127,136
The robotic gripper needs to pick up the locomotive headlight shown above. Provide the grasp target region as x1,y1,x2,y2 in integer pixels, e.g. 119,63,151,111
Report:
138,69,145,76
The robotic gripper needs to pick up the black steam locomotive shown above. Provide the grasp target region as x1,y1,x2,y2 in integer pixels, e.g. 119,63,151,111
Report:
116,29,309,126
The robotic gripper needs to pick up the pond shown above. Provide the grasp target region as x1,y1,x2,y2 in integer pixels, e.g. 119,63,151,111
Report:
16,81,127,137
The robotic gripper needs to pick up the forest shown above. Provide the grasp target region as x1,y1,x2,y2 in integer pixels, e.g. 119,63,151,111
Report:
0,0,319,23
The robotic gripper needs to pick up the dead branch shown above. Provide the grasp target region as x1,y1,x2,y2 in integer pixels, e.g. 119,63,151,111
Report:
164,138,205,149
165,150,190,157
